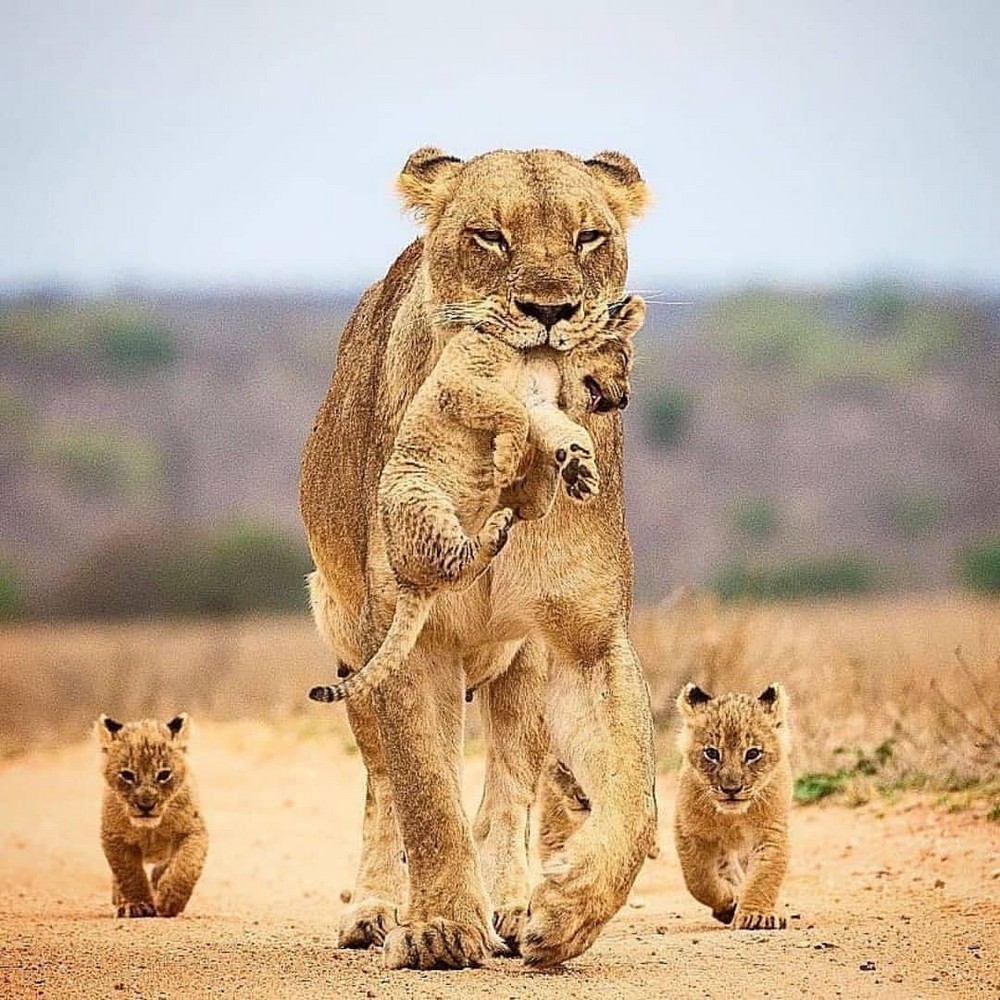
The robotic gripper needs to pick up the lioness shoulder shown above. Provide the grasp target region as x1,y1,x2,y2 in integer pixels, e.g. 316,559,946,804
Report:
97,713,208,918
673,683,792,930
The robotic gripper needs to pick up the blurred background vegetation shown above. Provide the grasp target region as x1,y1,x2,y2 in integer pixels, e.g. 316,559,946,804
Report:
0,282,997,619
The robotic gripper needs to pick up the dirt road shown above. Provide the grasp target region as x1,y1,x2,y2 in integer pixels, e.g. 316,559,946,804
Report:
1,721,996,998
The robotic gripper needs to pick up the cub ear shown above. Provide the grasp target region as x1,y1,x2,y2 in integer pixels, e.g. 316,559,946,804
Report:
584,151,651,225
612,294,646,341
97,714,123,749
677,682,713,717
758,683,789,724
166,713,191,747
396,146,463,225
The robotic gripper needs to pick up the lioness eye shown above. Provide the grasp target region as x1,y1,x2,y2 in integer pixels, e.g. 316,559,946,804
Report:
472,229,508,252
576,229,605,250
702,747,721,763
745,748,763,763
119,769,136,784
156,769,172,783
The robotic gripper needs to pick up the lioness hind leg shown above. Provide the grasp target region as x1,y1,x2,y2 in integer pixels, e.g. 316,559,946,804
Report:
473,638,549,956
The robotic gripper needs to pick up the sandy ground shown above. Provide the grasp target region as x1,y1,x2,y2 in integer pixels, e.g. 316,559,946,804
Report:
1,721,997,999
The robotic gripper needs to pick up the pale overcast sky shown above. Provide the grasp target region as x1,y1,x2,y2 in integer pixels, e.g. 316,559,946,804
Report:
3,0,998,291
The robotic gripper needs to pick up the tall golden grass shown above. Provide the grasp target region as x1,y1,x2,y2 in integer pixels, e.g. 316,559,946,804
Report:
1,596,997,796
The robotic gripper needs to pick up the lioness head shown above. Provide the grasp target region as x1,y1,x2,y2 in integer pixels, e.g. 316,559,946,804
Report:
97,713,191,828
398,147,650,351
676,683,791,814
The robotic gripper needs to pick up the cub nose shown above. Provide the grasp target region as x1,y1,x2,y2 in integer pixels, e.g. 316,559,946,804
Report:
137,801,155,815
516,300,579,329
720,783,744,797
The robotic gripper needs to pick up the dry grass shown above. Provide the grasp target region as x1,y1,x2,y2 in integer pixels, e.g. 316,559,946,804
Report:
1,597,998,801
634,590,1000,799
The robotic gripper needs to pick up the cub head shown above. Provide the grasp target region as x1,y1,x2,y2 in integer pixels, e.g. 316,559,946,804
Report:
398,146,650,351
561,294,645,414
676,683,790,814
97,713,191,828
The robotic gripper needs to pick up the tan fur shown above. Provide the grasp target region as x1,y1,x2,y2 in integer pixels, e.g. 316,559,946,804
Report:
97,714,208,918
673,683,792,930
308,298,643,705
300,147,657,969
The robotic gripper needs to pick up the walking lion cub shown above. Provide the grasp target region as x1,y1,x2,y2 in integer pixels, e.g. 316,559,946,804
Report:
97,713,208,917
308,294,644,705
674,682,792,930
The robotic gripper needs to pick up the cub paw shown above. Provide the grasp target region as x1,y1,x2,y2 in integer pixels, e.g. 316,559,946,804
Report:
382,917,491,969
493,432,524,489
116,901,156,918
734,909,786,930
338,898,399,948
493,904,528,956
556,443,599,501
483,507,515,557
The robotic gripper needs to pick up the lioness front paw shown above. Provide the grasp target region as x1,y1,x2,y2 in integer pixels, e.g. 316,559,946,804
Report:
382,917,492,970
734,908,786,930
555,442,599,501
338,898,399,949
116,901,156,918
493,433,524,489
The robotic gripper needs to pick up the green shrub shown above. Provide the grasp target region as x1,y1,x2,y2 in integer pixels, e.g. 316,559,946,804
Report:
160,521,311,616
727,496,780,543
97,319,177,374
0,564,22,621
643,386,694,447
41,428,163,498
885,488,943,539
958,537,1000,594
712,554,879,601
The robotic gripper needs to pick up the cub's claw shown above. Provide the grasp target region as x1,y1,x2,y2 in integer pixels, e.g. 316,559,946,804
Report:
116,901,156,918
734,909,786,930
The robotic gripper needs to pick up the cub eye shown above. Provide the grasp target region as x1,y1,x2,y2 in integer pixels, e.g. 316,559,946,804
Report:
471,229,508,253
745,748,763,763
576,229,605,251
156,769,172,783
702,747,721,763
119,769,136,784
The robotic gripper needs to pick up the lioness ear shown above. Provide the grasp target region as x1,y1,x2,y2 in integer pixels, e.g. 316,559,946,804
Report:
585,151,651,224
397,146,463,226
677,682,712,717
758,683,789,725
166,713,190,747
97,714,123,749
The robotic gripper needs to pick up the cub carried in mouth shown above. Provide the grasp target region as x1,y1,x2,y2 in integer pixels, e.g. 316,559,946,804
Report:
308,294,645,706
97,713,208,918
673,682,793,931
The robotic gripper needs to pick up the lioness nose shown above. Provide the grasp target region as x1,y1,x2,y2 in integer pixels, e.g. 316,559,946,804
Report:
516,300,579,329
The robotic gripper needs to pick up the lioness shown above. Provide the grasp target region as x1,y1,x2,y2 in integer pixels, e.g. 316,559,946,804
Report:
307,295,643,705
97,713,208,918
300,147,657,969
674,683,792,930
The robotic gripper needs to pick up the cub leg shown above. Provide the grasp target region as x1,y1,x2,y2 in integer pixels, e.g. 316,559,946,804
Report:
153,827,209,917
528,403,599,501
674,830,738,923
104,842,155,917
437,374,531,489
735,828,789,930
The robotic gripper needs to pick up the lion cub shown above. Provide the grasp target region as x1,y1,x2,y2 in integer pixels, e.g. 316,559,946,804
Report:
309,295,644,704
674,683,792,930
97,713,208,917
